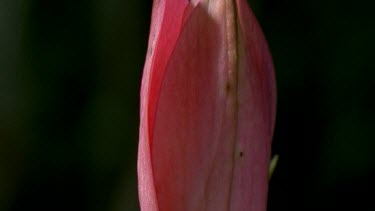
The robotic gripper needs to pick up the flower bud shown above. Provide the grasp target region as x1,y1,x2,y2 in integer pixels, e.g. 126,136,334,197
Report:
138,0,276,210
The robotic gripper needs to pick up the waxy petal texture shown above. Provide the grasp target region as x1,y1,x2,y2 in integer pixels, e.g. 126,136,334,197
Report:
138,0,276,210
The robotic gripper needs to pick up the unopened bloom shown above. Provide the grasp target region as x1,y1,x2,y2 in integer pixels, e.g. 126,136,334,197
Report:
138,0,276,210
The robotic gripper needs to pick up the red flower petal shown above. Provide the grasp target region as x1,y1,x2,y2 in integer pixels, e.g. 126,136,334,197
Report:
138,1,192,210
138,0,276,210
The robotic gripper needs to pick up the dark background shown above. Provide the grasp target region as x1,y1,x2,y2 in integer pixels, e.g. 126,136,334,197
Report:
0,0,374,210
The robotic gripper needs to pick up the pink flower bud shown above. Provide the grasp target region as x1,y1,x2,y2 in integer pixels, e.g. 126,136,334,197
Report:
138,0,276,210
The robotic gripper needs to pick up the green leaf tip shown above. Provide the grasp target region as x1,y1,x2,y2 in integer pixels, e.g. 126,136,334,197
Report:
268,154,279,180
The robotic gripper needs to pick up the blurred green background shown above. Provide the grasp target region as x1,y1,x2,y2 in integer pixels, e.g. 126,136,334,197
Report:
0,0,374,210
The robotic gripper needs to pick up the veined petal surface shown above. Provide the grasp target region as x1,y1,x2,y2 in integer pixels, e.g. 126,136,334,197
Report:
138,0,276,210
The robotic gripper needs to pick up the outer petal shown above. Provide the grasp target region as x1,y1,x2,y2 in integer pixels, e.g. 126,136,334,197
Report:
138,1,193,210
229,0,277,210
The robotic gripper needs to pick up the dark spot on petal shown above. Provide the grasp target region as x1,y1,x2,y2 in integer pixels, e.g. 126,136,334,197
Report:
239,151,243,157
226,82,231,93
